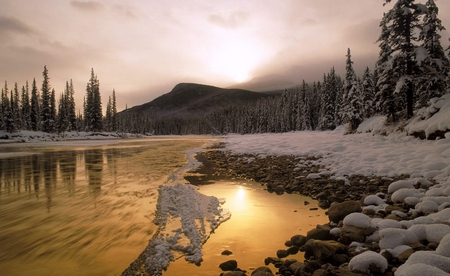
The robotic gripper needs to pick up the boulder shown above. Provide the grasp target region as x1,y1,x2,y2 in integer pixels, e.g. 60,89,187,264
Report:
306,225,332,241
301,239,347,262
223,271,246,276
251,266,274,276
276,249,290,258
328,201,361,223
339,224,377,244
219,260,238,271
290,235,307,247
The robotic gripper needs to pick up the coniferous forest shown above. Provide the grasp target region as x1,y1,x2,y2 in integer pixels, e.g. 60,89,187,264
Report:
1,0,449,136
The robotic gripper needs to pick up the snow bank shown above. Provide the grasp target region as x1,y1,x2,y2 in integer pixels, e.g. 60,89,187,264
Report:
147,184,230,275
405,93,450,139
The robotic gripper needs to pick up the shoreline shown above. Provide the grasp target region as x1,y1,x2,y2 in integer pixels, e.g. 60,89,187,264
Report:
121,144,408,276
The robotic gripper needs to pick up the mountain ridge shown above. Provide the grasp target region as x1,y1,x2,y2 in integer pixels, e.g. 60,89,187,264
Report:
120,82,278,118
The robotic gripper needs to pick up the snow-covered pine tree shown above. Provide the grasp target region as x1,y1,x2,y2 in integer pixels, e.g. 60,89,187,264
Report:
57,91,69,135
105,95,112,132
30,78,40,131
416,0,449,108
342,48,363,133
111,89,117,131
13,83,21,130
300,80,312,131
67,80,77,131
21,81,31,130
40,66,55,133
85,68,103,132
361,67,376,118
382,0,427,118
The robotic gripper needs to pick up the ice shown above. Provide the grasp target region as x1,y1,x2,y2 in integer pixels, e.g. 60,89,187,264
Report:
147,183,230,274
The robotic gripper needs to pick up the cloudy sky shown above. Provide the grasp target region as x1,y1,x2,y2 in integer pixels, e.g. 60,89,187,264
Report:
1,0,449,112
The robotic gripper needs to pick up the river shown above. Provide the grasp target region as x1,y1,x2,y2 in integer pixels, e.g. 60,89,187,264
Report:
0,137,327,276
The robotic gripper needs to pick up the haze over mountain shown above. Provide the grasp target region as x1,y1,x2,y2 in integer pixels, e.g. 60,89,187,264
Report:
121,83,277,119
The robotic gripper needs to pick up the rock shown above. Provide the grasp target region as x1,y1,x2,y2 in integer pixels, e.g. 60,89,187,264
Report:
264,257,282,267
339,224,377,244
397,248,415,263
219,260,238,271
284,240,293,247
276,249,290,258
288,261,305,275
328,201,361,223
275,185,285,195
301,239,347,262
290,235,307,247
223,271,246,276
221,250,233,256
318,200,330,209
306,226,332,241
302,260,322,274
330,254,349,266
287,246,299,255
251,266,274,276
312,269,333,276
304,201,310,205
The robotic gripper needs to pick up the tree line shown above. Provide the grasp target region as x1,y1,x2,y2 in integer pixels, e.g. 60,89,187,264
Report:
0,67,118,134
118,0,450,135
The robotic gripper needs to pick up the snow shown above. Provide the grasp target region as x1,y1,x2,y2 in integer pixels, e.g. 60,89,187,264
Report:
343,213,374,228
220,96,450,275
363,195,386,206
148,184,230,274
348,251,388,274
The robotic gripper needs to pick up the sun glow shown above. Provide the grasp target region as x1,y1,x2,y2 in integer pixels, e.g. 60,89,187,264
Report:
206,32,265,83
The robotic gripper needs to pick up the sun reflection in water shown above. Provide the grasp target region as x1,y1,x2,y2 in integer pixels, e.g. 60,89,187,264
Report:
234,186,247,211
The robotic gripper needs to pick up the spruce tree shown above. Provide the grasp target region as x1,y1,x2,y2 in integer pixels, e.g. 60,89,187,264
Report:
85,69,103,132
382,0,427,118
30,78,40,131
342,48,363,133
361,67,376,118
111,89,117,131
416,0,449,108
21,82,31,130
67,80,77,131
40,66,54,132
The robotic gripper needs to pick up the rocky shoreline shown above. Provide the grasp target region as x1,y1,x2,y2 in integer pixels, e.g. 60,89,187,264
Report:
123,144,448,276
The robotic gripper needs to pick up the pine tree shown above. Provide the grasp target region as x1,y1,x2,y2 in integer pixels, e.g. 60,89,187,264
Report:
361,67,376,118
67,80,77,131
300,80,312,130
85,68,103,132
111,89,117,131
382,0,427,118
3,82,15,133
21,82,31,130
105,95,112,131
40,66,55,132
342,48,363,133
30,78,40,131
57,92,69,134
13,83,21,130
318,68,338,130
416,0,449,108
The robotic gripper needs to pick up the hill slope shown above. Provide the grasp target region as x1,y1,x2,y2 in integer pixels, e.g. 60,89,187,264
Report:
121,83,275,118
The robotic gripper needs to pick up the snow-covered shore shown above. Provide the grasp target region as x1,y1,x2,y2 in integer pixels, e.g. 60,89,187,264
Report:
220,97,450,275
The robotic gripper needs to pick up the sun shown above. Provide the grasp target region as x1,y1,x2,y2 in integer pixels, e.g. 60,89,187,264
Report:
207,33,264,84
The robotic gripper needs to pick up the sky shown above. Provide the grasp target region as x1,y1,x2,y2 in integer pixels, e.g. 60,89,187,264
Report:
1,0,450,112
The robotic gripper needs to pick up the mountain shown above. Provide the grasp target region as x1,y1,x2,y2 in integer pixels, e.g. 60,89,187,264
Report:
228,74,296,92
121,83,276,118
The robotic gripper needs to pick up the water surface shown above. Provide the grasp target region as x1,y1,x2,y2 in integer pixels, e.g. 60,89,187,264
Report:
0,137,213,276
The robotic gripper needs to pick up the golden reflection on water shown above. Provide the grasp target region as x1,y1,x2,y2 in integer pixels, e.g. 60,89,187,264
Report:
0,137,213,276
164,180,328,276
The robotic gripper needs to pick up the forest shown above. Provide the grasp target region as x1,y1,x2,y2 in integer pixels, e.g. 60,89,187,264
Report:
1,0,449,136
